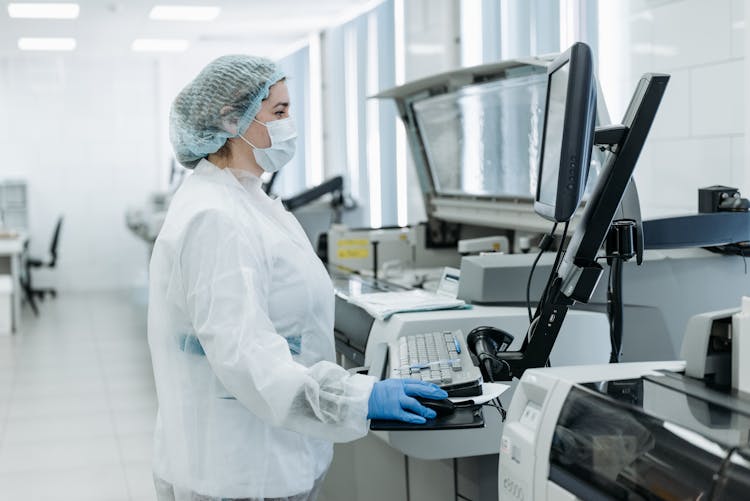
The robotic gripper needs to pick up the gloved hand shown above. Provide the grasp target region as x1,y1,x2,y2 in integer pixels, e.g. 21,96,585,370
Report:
367,379,449,424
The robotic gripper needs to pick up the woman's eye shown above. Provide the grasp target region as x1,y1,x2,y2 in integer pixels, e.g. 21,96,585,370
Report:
275,111,285,117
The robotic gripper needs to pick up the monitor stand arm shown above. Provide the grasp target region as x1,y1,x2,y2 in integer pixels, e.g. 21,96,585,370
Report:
491,257,605,381
596,126,644,265
494,277,576,380
594,125,628,151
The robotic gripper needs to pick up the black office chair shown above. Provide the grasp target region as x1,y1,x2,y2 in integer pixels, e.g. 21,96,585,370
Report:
21,216,63,315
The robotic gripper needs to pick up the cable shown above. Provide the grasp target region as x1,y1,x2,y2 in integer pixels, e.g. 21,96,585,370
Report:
526,223,558,323
527,220,569,368
534,221,570,321
706,243,750,274
608,256,624,363
525,315,540,342
613,257,624,361
606,264,617,362
495,398,507,421
482,398,507,421
526,249,545,323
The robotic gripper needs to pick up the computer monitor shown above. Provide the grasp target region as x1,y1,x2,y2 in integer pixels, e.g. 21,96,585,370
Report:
535,42,597,223
496,71,669,379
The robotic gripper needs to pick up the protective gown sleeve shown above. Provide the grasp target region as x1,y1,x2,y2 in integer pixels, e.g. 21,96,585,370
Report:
177,209,375,442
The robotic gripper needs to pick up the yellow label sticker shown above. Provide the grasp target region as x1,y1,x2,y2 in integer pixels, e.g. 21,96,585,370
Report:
337,239,369,247
337,248,369,259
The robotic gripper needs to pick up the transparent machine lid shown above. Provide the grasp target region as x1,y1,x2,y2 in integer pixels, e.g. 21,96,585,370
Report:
549,376,750,500
412,73,545,199
376,59,609,232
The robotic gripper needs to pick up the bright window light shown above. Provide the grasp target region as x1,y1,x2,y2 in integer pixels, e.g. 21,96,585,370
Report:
407,43,445,55
344,26,360,203
149,5,220,21
18,37,76,51
559,0,578,51
395,119,408,226
132,39,190,52
394,0,407,225
394,0,405,85
598,1,628,121
8,3,79,19
460,0,483,66
307,34,324,186
366,12,382,229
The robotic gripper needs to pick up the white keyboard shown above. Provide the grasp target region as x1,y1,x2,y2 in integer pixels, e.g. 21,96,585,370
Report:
389,329,483,396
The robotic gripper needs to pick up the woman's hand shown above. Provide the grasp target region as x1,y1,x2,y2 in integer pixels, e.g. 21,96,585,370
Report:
367,379,449,424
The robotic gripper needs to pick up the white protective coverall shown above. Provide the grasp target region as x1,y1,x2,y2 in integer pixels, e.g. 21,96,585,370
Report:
148,159,376,500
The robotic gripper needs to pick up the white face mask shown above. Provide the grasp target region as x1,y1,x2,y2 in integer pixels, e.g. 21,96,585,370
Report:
239,117,297,173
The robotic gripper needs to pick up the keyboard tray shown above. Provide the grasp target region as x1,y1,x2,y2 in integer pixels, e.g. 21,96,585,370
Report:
370,405,484,431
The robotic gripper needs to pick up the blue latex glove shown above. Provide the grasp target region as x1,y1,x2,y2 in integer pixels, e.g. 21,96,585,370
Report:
367,379,449,424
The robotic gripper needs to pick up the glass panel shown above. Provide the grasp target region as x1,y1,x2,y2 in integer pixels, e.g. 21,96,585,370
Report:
715,447,750,500
550,384,729,500
412,72,605,201
413,73,546,198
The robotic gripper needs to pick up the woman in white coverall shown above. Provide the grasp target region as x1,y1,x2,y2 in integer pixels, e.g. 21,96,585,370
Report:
148,55,448,501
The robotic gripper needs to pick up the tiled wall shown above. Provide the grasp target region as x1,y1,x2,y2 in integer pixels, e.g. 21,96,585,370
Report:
598,0,745,218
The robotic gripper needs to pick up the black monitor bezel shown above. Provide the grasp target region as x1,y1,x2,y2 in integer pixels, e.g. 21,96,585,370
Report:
535,42,597,223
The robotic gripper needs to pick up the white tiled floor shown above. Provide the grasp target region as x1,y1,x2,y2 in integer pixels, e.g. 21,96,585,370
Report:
0,291,157,501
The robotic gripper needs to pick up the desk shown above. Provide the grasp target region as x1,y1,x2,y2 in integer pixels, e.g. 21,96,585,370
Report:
0,235,25,334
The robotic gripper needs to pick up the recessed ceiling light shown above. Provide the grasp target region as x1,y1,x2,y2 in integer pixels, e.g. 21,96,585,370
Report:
149,5,220,21
8,3,80,19
18,37,77,51
132,39,190,52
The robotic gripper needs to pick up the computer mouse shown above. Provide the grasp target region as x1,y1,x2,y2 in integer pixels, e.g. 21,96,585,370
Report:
415,396,456,417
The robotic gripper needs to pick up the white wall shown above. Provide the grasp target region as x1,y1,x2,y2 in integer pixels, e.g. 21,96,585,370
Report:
598,0,745,219
0,45,286,292
0,55,162,291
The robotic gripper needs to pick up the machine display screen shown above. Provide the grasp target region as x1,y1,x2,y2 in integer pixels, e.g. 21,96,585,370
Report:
537,61,569,207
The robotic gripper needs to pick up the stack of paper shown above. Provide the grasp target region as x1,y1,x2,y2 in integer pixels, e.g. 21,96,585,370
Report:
346,289,467,320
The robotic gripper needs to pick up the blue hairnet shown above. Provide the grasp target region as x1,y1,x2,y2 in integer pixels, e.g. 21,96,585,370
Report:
169,55,285,169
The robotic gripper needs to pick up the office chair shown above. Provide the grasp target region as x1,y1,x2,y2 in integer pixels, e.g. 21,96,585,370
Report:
21,216,63,315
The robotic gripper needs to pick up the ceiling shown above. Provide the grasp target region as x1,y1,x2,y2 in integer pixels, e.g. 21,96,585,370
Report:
0,0,380,58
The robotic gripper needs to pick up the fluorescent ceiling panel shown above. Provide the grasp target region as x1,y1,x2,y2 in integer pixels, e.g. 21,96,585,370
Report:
149,5,220,21
132,38,190,52
8,3,79,19
18,37,76,51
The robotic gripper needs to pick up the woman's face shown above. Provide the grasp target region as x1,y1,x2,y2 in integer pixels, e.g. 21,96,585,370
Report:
242,80,290,149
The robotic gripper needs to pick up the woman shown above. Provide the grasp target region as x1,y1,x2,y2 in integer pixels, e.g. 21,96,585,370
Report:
148,54,447,501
